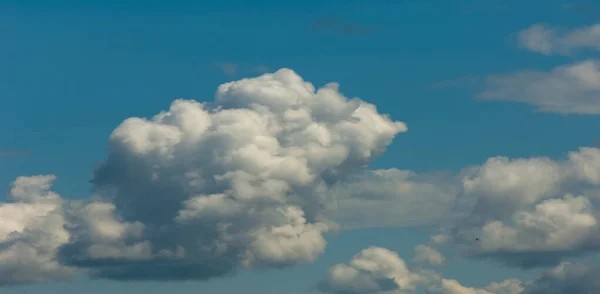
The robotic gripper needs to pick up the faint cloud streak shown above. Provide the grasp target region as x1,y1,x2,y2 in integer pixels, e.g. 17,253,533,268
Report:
215,62,237,77
0,149,31,157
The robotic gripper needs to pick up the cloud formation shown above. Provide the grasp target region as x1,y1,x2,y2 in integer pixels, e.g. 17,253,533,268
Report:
0,175,76,286
331,169,460,229
517,23,600,56
478,60,600,114
215,63,238,76
319,245,526,294
445,147,600,267
318,246,426,294
0,69,406,285
324,144,600,269
319,245,600,294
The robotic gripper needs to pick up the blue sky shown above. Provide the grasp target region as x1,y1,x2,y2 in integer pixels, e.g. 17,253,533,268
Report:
2,1,600,293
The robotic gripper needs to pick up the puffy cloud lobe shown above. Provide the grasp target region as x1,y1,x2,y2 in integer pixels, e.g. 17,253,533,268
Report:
413,245,445,266
448,147,600,267
517,23,600,56
319,245,526,294
478,60,600,115
55,68,406,281
319,246,422,294
0,175,76,286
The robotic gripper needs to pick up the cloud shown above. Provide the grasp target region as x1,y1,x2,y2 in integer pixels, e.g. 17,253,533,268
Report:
331,169,460,229
478,59,600,114
318,246,424,294
413,244,445,266
517,23,600,55
215,63,238,77
0,149,31,157
0,68,406,285
253,65,270,74
215,63,272,77
521,262,600,294
0,175,76,286
318,245,524,294
444,147,600,268
319,245,600,294
331,145,600,269
438,262,600,294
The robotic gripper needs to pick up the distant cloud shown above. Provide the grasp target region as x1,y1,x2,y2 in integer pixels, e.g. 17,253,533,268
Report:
478,59,600,114
0,149,31,157
252,65,270,74
215,62,237,76
214,63,271,77
517,23,600,55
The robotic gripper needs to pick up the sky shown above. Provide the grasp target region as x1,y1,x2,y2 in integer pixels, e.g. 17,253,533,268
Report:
2,0,600,293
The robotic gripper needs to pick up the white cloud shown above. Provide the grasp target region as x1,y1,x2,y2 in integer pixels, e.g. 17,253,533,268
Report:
447,147,600,267
319,246,424,294
318,245,525,294
517,23,600,55
0,175,76,286
0,68,405,285
478,60,600,114
319,246,600,294
414,244,445,266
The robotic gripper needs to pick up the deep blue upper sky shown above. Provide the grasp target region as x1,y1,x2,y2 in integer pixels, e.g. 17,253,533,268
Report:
1,0,600,293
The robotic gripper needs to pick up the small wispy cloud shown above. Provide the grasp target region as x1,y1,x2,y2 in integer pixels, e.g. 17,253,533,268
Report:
0,149,31,157
252,65,270,74
517,23,600,56
214,63,271,77
215,62,238,77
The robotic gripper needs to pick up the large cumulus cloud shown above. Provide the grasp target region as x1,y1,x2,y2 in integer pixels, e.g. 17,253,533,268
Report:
0,68,406,285
326,145,600,269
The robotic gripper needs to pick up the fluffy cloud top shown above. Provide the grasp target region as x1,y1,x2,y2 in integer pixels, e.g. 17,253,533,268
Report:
478,60,600,114
0,69,406,285
319,246,424,294
517,23,600,56
447,147,600,267
413,244,445,266
0,175,76,286
319,245,527,294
